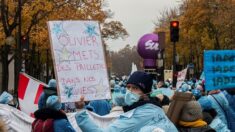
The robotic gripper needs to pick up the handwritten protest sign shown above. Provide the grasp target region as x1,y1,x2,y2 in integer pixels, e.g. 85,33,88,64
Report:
204,50,235,91
48,21,111,102
176,68,188,89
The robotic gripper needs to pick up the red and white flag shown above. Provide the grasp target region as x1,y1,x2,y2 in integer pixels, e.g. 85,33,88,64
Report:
18,73,47,117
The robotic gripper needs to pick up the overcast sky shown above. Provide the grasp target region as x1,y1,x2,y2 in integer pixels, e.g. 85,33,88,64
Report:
106,0,180,51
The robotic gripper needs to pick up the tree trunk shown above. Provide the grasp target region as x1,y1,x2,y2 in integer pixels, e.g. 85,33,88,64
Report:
214,33,221,49
29,43,36,76
14,0,22,96
36,51,41,79
1,45,10,92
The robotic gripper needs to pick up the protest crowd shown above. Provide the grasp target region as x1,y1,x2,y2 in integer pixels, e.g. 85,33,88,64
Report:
0,21,234,132
0,69,234,132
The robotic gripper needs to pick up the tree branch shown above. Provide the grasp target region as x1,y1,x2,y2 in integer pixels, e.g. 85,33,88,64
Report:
8,0,22,35
25,1,70,35
1,0,10,36
6,4,10,28
7,0,29,35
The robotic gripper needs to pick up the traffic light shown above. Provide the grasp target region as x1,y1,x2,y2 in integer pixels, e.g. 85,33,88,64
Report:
170,21,179,42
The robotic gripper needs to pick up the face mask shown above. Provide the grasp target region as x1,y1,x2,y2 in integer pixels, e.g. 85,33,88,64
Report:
124,89,140,106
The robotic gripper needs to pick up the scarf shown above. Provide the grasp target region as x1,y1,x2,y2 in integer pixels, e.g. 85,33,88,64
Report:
179,119,207,127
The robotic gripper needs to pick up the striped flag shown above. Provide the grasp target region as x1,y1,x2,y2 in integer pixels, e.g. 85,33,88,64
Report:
18,73,47,117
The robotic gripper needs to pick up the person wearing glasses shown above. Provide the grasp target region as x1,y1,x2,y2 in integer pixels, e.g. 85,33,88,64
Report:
75,71,177,132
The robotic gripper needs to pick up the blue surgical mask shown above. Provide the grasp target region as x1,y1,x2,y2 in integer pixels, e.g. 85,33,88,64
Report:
124,89,140,106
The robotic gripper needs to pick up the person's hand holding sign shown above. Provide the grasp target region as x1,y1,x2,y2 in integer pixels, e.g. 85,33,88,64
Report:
75,96,85,109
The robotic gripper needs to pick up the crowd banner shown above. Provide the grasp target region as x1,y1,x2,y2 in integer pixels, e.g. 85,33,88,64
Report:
176,68,188,89
48,21,111,102
204,50,235,91
0,104,34,132
18,73,46,117
0,104,119,132
164,70,173,82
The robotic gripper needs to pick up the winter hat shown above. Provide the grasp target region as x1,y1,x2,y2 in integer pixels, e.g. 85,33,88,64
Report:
47,79,57,89
165,81,170,87
113,85,121,93
187,81,194,86
181,83,189,92
198,96,213,110
44,79,57,95
0,91,13,104
119,81,124,86
196,84,204,91
180,101,203,122
127,71,153,94
120,87,126,94
192,89,202,98
46,95,62,110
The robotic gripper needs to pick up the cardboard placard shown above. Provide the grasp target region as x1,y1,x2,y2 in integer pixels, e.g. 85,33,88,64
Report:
204,50,235,91
176,68,188,89
48,21,111,102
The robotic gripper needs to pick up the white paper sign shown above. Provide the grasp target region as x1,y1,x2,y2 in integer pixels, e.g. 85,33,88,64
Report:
48,21,111,102
176,67,188,89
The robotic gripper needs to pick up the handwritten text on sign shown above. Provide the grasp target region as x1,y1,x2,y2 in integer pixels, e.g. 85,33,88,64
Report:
204,50,235,91
48,21,111,102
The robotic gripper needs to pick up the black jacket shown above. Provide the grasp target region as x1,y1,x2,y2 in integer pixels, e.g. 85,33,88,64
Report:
34,108,67,120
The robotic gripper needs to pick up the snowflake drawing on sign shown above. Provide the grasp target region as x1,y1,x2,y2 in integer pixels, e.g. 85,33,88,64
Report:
64,85,75,98
83,23,99,37
87,79,109,98
60,48,72,62
53,26,72,63
52,23,63,35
